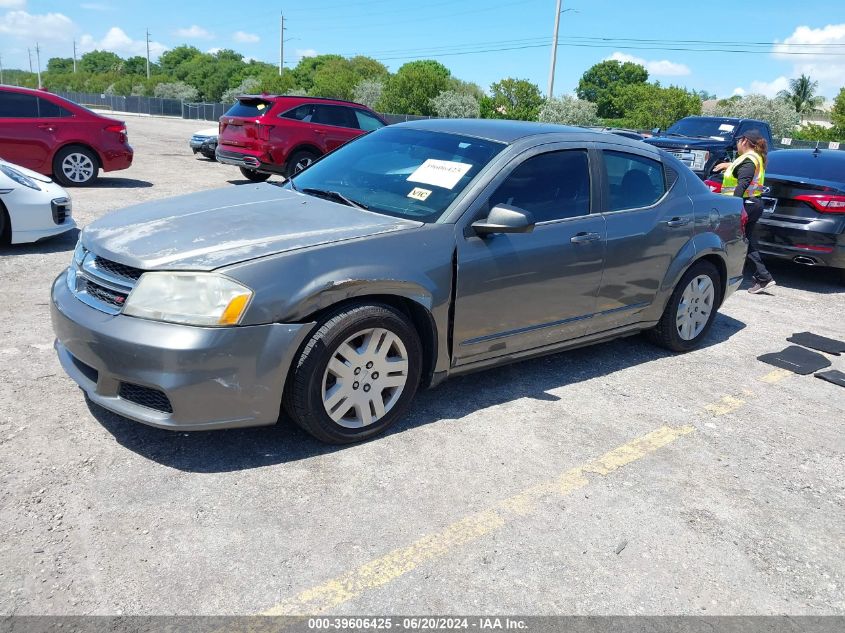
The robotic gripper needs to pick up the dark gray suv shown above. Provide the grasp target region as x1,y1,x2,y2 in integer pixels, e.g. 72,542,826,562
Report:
51,120,746,443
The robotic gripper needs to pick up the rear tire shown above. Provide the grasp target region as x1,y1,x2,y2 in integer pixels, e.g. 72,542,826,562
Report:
53,145,99,186
239,167,271,182
285,149,319,179
285,303,422,444
647,260,722,352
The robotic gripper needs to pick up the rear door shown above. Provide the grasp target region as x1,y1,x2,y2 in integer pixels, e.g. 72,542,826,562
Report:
588,146,693,334
452,144,606,366
0,91,53,171
218,97,274,152
311,105,363,151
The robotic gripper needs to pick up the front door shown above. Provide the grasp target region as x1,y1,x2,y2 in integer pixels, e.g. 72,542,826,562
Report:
0,91,52,171
452,146,606,366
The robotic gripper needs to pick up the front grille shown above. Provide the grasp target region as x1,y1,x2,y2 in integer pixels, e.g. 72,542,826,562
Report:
94,256,143,281
70,354,99,384
83,279,128,308
118,383,173,414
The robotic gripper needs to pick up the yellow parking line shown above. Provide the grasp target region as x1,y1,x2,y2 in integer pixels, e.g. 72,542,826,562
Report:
262,424,695,616
704,394,748,416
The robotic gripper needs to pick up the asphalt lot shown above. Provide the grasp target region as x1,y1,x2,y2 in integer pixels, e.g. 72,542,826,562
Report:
0,114,843,616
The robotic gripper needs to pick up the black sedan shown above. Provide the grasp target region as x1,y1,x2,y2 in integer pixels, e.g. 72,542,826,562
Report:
706,149,845,283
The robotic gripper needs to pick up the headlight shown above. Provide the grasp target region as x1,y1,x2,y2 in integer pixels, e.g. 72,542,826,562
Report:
0,164,41,191
73,240,87,266
123,272,253,327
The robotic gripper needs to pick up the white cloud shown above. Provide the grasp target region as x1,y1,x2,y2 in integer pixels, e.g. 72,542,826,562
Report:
732,87,746,97
608,51,691,77
295,48,318,60
233,31,259,43
79,27,167,60
771,23,845,97
0,0,27,9
175,24,213,39
0,10,74,42
748,76,790,98
206,47,222,55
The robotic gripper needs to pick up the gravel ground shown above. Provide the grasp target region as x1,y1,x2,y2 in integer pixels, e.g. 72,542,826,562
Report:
0,114,843,616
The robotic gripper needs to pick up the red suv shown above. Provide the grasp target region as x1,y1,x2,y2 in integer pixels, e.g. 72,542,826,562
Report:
216,95,386,181
0,85,133,186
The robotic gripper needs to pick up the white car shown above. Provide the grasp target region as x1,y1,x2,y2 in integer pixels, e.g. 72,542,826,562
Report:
0,158,75,244
189,127,219,160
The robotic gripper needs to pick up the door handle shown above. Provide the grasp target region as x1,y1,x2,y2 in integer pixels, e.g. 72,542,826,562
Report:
37,124,56,132
311,128,326,135
570,231,602,244
665,217,690,227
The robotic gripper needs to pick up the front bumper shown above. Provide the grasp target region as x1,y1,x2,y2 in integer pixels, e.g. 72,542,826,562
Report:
51,271,315,430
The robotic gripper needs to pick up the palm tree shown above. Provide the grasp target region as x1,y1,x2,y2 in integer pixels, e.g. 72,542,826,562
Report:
778,74,824,115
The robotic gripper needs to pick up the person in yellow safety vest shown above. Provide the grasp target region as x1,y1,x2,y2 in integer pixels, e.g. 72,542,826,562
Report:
712,129,775,294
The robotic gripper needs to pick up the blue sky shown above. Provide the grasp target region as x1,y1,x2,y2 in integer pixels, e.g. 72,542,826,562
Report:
2,0,844,99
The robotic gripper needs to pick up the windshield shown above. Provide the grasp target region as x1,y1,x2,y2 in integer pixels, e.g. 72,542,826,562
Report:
665,118,737,139
287,127,505,222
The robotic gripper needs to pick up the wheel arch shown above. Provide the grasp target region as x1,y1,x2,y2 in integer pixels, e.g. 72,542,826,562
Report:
52,142,103,170
284,143,322,167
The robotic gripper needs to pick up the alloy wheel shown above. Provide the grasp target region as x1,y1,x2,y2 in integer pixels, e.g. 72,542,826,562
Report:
321,327,409,429
675,274,715,341
293,157,313,173
61,153,95,183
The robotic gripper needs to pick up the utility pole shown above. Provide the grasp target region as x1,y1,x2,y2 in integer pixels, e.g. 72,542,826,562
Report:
279,12,285,75
145,28,151,79
73,40,77,73
547,0,563,99
27,48,33,73
35,42,42,88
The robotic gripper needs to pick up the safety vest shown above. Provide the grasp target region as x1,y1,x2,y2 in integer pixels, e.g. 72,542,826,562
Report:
721,151,765,197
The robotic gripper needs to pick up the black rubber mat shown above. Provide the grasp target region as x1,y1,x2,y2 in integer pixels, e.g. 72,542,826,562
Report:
815,370,845,388
757,346,832,375
787,332,845,355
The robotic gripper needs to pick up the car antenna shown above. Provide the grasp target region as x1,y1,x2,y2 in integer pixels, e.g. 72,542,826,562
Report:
813,141,821,156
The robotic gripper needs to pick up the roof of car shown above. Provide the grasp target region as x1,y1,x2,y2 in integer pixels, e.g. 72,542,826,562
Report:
393,117,647,146
770,148,845,161
238,94,372,108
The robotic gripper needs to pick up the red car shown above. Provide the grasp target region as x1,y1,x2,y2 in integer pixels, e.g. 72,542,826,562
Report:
216,95,386,181
0,85,133,186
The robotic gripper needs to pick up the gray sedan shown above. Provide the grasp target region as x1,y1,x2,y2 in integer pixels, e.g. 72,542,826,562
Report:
51,120,746,443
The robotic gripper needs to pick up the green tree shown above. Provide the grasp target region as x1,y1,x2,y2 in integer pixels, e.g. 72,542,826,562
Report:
79,50,123,74
609,83,701,130
449,78,485,100
777,74,824,115
480,78,544,121
153,81,199,100
378,60,451,115
348,56,389,82
353,79,384,109
221,77,261,104
291,54,345,93
714,94,800,140
257,70,297,95
830,87,845,130
159,45,202,78
431,90,480,118
538,96,600,126
792,123,841,142
123,56,154,76
47,58,74,73
311,58,358,100
576,60,649,118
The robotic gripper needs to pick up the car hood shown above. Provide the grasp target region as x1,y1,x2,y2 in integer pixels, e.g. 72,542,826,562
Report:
0,157,53,183
194,128,218,137
82,184,423,271
645,136,728,150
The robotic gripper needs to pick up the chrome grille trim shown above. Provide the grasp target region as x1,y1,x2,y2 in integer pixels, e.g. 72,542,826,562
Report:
69,251,142,315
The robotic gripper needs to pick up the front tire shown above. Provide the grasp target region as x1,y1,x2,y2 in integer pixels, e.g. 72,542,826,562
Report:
647,260,722,352
285,303,423,444
239,167,271,182
53,145,99,186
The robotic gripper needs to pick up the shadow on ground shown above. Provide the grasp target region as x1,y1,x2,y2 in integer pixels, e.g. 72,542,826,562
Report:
741,259,844,295
88,177,154,189
88,313,746,473
0,227,79,256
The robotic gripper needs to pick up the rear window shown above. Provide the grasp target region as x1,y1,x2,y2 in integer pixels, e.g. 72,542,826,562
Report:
769,152,845,185
38,97,72,118
224,98,273,118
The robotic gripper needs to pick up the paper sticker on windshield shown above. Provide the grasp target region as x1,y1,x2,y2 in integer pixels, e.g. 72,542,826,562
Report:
407,159,472,190
407,187,432,201
718,123,735,132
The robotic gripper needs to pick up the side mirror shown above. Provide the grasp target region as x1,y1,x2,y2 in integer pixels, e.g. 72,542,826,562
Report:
651,127,661,135
471,204,535,236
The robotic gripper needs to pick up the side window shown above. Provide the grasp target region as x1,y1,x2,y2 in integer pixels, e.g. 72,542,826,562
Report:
0,92,39,118
38,98,72,118
280,104,314,122
354,109,384,132
602,151,665,211
487,150,591,223
312,105,357,129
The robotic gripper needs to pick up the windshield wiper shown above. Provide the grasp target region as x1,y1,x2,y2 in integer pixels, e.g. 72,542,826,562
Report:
301,188,369,210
